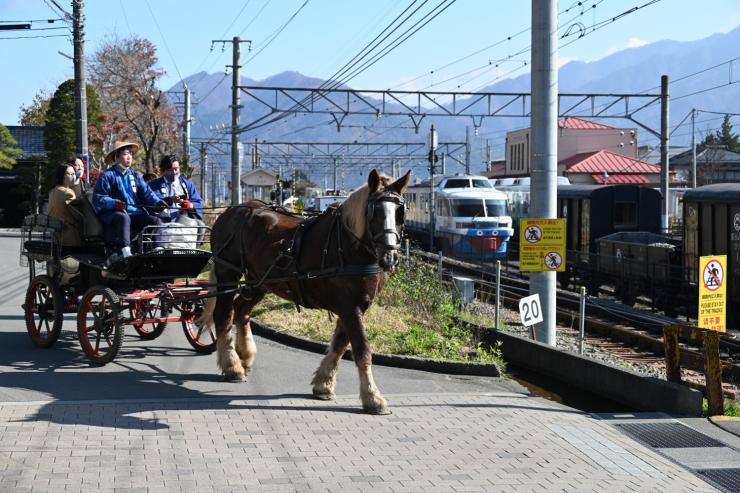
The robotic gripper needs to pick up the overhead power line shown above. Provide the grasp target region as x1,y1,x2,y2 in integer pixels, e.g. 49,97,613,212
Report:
246,0,310,63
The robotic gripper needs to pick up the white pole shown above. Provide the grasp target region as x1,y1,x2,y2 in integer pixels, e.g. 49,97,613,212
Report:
530,0,558,347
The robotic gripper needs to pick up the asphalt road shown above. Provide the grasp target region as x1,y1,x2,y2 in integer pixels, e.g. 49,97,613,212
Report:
0,232,524,406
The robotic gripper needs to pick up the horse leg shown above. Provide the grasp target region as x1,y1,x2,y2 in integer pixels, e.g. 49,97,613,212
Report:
233,290,265,373
213,272,244,382
342,311,390,415
311,319,349,400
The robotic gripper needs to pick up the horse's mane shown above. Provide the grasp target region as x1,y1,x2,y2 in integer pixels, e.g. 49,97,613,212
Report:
339,174,393,239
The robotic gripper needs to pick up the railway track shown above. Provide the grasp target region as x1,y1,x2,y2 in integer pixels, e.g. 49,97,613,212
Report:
413,250,740,397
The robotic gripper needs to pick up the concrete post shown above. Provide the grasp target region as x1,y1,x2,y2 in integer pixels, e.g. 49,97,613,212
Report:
530,0,558,346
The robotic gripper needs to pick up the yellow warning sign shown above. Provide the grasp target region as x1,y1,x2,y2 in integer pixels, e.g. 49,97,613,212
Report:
519,218,566,272
698,255,727,332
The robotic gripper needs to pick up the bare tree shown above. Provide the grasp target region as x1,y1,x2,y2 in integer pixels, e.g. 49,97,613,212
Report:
89,35,180,173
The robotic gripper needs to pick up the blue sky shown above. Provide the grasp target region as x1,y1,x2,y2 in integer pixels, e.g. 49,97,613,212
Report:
2,0,739,125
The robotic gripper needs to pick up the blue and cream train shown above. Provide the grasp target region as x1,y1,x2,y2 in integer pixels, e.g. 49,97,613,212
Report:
403,175,514,260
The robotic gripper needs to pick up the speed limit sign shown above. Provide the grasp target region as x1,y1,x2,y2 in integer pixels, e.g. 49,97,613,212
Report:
518,294,543,327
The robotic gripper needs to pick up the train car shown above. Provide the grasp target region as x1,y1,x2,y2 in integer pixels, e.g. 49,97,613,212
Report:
683,183,740,330
404,174,514,260
495,177,572,241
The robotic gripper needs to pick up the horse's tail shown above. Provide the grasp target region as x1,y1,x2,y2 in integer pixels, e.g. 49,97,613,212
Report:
195,269,217,331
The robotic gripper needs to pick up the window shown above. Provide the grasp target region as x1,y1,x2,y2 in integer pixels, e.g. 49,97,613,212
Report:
485,199,507,217
472,179,492,188
450,199,485,217
613,201,637,228
443,179,470,189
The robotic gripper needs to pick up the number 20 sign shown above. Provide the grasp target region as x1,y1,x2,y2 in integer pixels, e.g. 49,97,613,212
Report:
518,294,544,327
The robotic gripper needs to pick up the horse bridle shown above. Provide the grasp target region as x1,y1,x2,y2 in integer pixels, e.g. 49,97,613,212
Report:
366,191,405,251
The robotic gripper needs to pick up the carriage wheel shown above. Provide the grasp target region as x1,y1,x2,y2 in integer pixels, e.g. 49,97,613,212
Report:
77,286,124,365
24,275,64,348
129,298,169,340
180,300,216,353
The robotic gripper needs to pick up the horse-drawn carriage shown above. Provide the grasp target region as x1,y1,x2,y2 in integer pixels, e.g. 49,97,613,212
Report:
20,212,216,364
21,169,411,414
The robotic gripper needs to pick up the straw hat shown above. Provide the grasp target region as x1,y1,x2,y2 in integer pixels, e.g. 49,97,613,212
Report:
105,141,140,164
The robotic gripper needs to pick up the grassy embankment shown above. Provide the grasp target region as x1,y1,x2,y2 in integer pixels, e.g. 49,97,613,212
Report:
252,258,506,368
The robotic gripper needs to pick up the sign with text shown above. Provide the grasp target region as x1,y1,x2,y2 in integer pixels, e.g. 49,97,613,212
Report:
519,218,566,272
518,294,544,327
698,255,727,332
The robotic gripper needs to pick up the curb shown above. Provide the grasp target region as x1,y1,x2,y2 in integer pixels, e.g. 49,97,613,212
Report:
709,415,740,439
251,320,502,377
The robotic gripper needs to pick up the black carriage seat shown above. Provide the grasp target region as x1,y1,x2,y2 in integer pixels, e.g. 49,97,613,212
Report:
80,189,105,244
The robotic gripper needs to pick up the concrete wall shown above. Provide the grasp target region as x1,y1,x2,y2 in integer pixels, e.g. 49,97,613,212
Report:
560,128,637,160
482,329,703,416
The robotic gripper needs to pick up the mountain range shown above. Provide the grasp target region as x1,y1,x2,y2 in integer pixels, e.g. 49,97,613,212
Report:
174,25,740,187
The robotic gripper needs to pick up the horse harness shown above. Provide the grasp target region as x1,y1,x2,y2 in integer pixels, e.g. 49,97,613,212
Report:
210,195,403,308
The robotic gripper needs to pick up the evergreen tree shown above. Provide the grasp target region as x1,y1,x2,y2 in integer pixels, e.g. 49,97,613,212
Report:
44,79,102,167
698,114,740,153
716,114,740,152
0,124,23,169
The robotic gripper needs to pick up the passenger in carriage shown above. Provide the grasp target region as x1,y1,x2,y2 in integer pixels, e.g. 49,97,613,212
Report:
148,154,204,222
92,141,170,263
68,156,87,198
47,163,83,247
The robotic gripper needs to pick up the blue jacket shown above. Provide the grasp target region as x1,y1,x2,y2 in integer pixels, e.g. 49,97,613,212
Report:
93,166,162,223
148,175,204,221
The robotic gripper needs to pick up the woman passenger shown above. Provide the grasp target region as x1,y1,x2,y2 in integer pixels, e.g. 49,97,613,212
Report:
47,163,83,247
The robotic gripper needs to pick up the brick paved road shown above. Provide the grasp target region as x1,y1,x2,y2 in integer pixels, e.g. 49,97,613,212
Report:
0,393,717,493
0,233,723,492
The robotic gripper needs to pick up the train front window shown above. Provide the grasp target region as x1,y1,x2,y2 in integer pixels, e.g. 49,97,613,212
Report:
450,199,485,217
472,180,493,188
444,179,470,189
485,199,507,217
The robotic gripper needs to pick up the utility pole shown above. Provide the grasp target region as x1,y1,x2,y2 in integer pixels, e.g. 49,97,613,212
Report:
72,0,88,165
530,0,558,347
691,108,697,188
428,125,438,252
660,75,670,233
440,152,446,175
485,139,491,172
183,85,191,164
199,142,207,204
465,126,471,174
230,38,241,206
212,37,251,206
333,158,338,192
211,164,217,207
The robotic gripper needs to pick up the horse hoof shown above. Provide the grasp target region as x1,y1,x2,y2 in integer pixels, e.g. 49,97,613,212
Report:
223,372,246,382
363,405,392,415
313,391,335,401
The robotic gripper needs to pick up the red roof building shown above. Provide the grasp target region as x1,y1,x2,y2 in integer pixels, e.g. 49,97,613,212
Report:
558,117,614,130
500,117,638,178
561,150,664,185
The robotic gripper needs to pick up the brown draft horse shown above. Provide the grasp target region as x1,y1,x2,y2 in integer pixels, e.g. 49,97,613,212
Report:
196,169,410,414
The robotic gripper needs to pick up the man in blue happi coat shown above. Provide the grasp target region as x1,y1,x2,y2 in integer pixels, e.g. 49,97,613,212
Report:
93,141,170,263
148,154,204,222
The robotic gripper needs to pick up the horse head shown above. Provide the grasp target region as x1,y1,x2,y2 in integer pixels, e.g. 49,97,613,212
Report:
365,169,411,271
